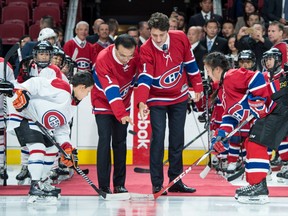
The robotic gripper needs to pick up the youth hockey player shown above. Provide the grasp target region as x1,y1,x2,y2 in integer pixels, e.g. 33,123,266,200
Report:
5,72,94,204
203,51,287,204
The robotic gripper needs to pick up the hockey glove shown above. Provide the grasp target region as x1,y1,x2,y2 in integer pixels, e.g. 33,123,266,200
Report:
60,142,78,168
248,95,267,119
13,90,30,112
0,80,14,97
210,129,229,153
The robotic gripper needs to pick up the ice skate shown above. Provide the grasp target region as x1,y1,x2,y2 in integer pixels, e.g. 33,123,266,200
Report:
0,166,8,180
215,158,228,174
226,160,242,174
235,178,269,204
40,178,61,198
27,180,59,205
16,165,31,185
276,161,288,184
270,152,282,168
50,167,72,183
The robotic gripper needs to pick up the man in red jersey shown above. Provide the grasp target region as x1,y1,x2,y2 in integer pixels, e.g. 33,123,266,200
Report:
91,34,139,194
136,12,203,195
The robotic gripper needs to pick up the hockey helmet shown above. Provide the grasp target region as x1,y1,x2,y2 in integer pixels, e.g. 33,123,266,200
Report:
238,50,256,70
52,46,65,67
32,40,53,68
262,48,282,75
38,28,57,42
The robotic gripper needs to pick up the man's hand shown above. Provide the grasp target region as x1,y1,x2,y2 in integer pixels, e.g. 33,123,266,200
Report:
210,129,229,153
13,90,30,112
138,102,149,120
0,80,14,97
60,142,78,168
193,92,202,103
121,116,134,125
248,95,267,119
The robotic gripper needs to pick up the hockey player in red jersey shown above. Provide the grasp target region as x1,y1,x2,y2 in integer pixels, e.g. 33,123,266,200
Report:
136,12,203,195
91,34,139,194
5,72,94,204
261,48,288,183
203,51,286,204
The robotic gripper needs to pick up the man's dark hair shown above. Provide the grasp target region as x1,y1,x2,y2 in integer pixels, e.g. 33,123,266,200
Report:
148,12,169,32
70,71,94,88
138,21,148,31
269,21,284,32
204,18,220,28
127,26,139,35
115,34,137,49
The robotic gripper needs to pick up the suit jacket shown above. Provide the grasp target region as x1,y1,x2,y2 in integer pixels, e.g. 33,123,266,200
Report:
200,36,229,55
266,0,283,22
188,13,223,28
193,43,207,71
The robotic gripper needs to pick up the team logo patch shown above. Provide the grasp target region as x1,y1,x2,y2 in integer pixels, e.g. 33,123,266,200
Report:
159,65,182,88
42,110,66,129
77,57,90,70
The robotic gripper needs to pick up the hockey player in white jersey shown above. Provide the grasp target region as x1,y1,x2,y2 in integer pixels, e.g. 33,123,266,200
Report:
15,40,69,184
5,72,94,204
0,58,15,183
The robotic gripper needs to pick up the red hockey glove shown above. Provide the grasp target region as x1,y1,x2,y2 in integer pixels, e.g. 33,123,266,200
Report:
60,142,78,168
13,90,30,112
248,95,267,119
210,129,229,153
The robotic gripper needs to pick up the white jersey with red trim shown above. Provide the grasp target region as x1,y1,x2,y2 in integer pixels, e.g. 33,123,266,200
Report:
8,77,75,146
0,58,15,128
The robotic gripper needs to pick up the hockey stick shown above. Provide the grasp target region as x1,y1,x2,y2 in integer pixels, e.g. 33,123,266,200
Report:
25,110,130,201
133,129,207,173
199,114,254,179
227,166,245,182
2,43,20,186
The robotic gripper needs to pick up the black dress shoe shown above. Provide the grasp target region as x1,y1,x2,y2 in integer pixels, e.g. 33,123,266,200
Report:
152,185,167,195
168,182,196,193
113,186,128,193
99,186,112,194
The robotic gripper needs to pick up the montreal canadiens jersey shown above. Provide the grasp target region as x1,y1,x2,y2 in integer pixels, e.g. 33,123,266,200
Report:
8,77,74,146
0,58,15,128
136,30,203,107
218,68,274,133
63,38,94,72
91,45,139,121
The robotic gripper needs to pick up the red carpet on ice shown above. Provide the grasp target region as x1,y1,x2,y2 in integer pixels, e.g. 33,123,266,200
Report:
0,165,287,197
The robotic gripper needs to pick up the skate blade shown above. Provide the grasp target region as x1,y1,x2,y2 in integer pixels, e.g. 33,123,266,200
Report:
237,195,269,204
27,196,58,205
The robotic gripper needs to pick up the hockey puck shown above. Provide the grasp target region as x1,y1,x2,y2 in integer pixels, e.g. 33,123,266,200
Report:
128,130,137,135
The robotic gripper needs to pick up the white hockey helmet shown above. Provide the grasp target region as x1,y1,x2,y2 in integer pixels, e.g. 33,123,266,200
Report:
37,28,57,41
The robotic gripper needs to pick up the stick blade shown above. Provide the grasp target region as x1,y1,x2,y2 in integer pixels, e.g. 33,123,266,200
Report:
199,164,211,179
129,193,155,201
134,167,150,173
102,193,131,201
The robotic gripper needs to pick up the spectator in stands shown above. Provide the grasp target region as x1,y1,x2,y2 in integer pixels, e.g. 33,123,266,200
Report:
226,34,239,67
188,0,223,28
265,0,287,25
92,23,111,60
22,15,55,59
221,20,235,39
127,26,140,44
177,11,186,32
200,19,229,54
53,27,65,48
169,17,178,30
63,21,94,72
234,1,265,33
187,26,207,71
235,22,272,71
138,21,150,47
107,18,119,42
86,18,105,44
267,21,287,67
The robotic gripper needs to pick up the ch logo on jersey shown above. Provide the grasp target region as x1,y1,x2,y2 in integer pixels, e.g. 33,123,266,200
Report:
42,110,66,129
76,58,90,70
120,85,130,100
159,65,182,88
